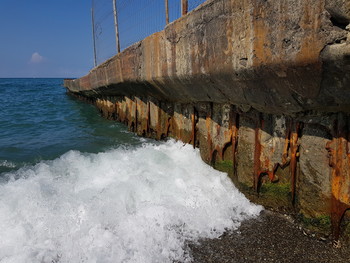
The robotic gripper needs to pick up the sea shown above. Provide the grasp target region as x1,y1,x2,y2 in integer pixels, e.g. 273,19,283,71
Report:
0,78,262,263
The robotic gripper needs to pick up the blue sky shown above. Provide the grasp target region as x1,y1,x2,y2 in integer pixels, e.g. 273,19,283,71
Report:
0,0,205,78
0,0,93,78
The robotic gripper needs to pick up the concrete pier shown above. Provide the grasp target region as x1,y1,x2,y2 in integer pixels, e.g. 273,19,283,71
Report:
65,0,350,239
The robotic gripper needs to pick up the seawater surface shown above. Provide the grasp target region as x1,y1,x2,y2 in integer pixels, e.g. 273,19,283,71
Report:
0,78,262,263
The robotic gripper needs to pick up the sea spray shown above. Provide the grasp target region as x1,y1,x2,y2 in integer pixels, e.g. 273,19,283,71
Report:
0,140,262,263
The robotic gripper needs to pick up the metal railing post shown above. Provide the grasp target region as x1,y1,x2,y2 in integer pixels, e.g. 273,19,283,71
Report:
165,0,169,25
91,1,97,67
181,0,188,16
113,0,121,53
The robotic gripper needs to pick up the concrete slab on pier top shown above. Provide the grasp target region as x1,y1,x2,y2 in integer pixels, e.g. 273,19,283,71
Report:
65,0,350,115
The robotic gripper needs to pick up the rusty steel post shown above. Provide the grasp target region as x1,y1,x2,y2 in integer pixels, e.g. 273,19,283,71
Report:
289,124,299,204
231,112,239,176
165,0,169,25
191,107,196,149
181,0,188,16
253,115,263,192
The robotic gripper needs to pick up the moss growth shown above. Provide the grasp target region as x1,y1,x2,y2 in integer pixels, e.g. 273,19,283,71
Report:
258,182,293,210
299,214,332,233
260,182,290,196
213,160,233,173
213,160,235,181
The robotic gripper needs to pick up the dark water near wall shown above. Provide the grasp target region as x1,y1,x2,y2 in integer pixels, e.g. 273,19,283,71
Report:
0,78,140,173
0,78,261,263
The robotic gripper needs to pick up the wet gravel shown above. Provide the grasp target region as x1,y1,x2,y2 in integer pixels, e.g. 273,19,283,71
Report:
189,210,350,263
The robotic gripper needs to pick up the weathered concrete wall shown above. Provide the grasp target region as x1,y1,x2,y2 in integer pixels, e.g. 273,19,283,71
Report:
65,0,349,114
64,0,350,239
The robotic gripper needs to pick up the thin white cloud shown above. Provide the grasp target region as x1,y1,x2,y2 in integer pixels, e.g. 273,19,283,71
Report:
30,52,45,64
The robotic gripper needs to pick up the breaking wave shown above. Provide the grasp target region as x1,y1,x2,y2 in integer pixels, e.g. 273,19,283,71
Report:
0,140,262,263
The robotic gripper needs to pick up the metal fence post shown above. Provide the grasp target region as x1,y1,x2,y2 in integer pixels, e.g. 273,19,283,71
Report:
113,0,121,53
165,0,169,25
91,1,97,67
181,0,188,16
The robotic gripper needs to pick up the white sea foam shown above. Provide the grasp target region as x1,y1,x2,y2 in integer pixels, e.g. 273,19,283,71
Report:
0,140,262,263
0,160,16,168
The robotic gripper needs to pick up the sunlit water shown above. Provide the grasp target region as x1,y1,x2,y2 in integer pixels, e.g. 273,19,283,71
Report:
0,79,262,263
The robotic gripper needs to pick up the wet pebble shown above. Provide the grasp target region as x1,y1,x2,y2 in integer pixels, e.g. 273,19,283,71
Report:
189,210,350,263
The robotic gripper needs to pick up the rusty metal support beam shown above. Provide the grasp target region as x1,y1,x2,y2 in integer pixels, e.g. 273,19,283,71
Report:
231,111,239,177
253,114,263,192
290,122,301,204
191,107,196,149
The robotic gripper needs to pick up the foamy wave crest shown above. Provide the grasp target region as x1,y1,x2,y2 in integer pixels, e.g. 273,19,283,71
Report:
0,140,262,263
0,160,16,168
